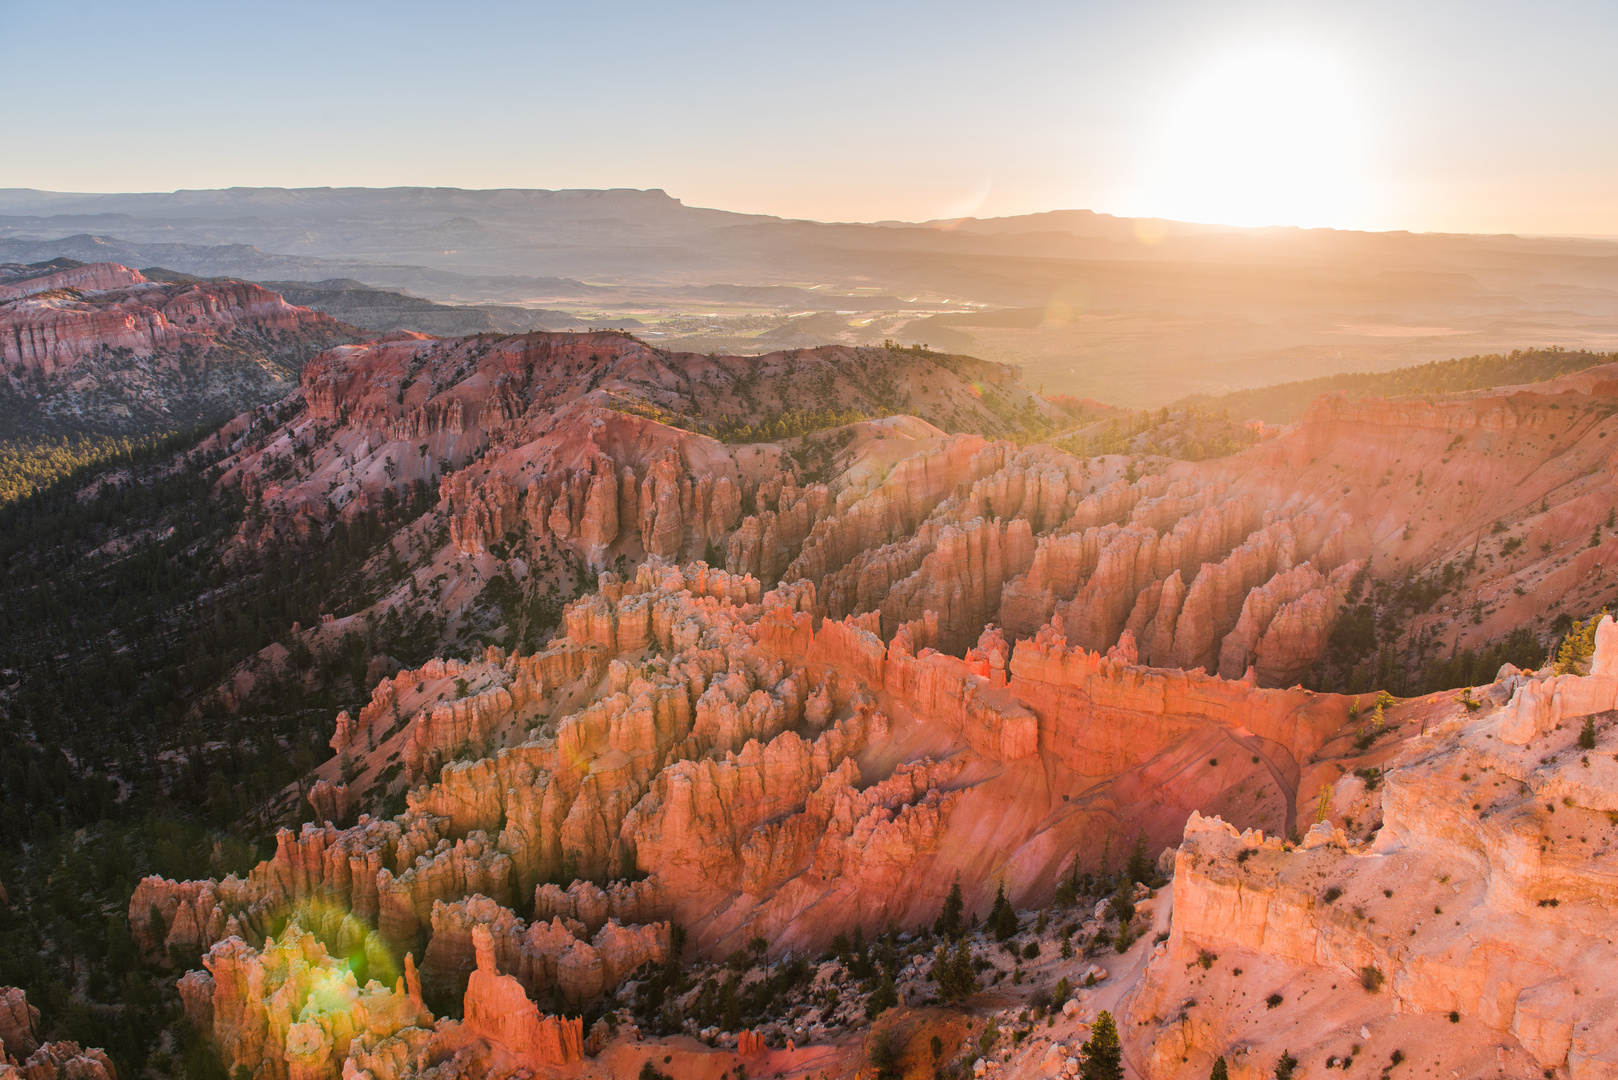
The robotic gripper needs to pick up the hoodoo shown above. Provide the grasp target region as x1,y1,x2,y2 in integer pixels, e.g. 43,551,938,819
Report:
93,329,1618,1078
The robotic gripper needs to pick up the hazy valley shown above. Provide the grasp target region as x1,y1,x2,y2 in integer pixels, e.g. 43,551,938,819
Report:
4,187,1617,407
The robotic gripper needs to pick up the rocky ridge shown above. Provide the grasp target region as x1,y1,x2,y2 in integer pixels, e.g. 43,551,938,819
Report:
1124,617,1618,1079
0,261,361,436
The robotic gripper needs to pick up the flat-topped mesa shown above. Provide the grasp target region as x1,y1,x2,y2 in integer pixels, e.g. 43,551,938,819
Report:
0,271,347,371
0,260,147,300
1299,384,1601,437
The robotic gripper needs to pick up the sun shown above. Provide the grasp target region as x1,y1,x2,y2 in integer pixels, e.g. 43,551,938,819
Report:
1140,44,1368,229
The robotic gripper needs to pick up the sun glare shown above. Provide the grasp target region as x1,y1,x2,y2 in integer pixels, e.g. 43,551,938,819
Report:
1141,44,1368,229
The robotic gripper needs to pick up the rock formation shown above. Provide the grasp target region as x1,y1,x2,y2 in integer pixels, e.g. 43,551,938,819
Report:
1127,617,1618,1077
0,262,360,434
115,330,1618,1078
0,987,116,1080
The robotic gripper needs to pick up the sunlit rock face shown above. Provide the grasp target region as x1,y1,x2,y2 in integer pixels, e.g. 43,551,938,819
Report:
1128,617,1618,1079
141,343,1618,1077
138,552,1359,1077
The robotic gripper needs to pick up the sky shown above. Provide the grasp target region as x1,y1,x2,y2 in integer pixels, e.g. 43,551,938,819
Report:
5,0,1617,235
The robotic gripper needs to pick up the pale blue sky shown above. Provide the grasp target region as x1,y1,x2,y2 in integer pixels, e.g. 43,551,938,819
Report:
5,0,1617,233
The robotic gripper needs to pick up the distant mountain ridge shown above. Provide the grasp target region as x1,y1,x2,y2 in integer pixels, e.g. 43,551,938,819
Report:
3,187,1617,406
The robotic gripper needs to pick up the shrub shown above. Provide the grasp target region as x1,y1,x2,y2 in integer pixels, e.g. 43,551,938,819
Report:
868,1029,904,1080
1322,886,1342,904
1023,941,1040,959
1275,1051,1299,1080
1580,717,1597,751
1266,993,1283,1009
1197,949,1218,970
865,971,898,1018
1360,965,1385,993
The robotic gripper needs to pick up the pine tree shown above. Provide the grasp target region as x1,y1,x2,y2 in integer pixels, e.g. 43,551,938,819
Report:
852,924,876,978
934,877,964,937
1556,612,1603,674
987,881,1019,941
1079,1010,1123,1080
719,976,741,1031
1106,875,1135,925
1125,828,1153,885
1210,1057,1229,1080
934,940,978,1003
1579,716,1597,751
988,881,1008,925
